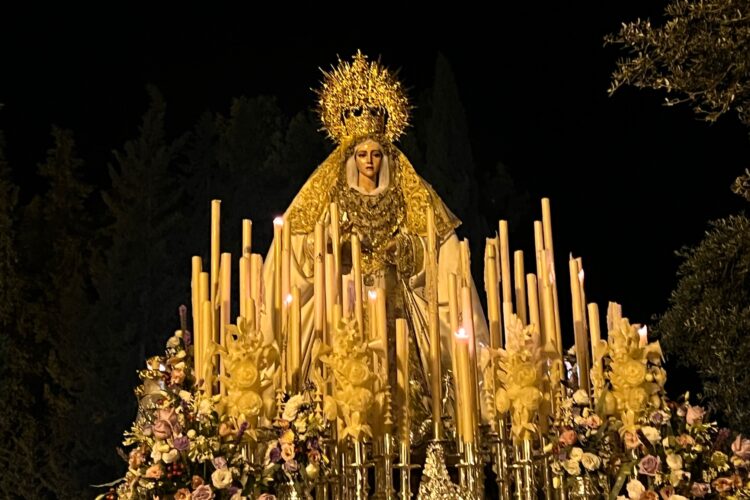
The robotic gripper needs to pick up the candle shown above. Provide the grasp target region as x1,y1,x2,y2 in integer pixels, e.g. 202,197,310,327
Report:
201,300,213,396
330,202,341,280
191,256,202,383
498,220,513,306
342,275,352,319
396,318,410,445
426,206,442,440
514,250,527,325
485,240,502,351
569,258,590,394
273,218,283,341
459,239,470,287
220,252,231,396
290,286,301,391
461,286,481,427
576,257,587,331
454,329,475,444
250,254,263,327
314,222,325,337
352,234,363,335
282,218,292,330
526,274,541,348
376,287,388,381
541,198,563,355
588,302,601,356
239,256,249,318
448,273,461,434
368,290,379,383
211,200,220,305
245,298,256,331
325,253,336,342
242,219,252,257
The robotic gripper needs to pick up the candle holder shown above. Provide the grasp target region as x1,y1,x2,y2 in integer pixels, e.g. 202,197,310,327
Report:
394,440,419,500
489,417,512,500
456,441,483,499
511,439,535,500
345,440,370,500
538,435,555,500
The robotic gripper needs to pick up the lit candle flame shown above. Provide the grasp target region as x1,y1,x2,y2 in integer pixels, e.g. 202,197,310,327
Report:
638,325,648,346
578,269,584,282
273,216,284,226
455,327,468,340
368,290,377,300
285,294,293,305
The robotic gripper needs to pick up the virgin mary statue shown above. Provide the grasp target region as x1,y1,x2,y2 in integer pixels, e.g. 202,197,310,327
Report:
260,51,488,435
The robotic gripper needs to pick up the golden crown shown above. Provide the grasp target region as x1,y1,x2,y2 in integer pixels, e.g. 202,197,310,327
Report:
316,51,411,144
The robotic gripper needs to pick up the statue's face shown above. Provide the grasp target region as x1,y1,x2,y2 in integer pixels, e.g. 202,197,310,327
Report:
354,139,383,183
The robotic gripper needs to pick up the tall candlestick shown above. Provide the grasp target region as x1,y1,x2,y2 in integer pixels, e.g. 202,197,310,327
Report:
325,253,336,341
239,256,249,318
220,252,231,396
245,298,256,331
461,286,481,428
588,302,601,359
273,218,283,341
376,287,388,378
514,250,527,325
342,275,352,319
281,218,292,330
396,318,410,445
576,257,587,331
448,273,461,437
541,198,563,354
250,254,262,327
330,202,341,280
211,200,220,305
569,258,590,393
242,219,252,257
290,286,301,392
368,290,379,387
191,257,202,383
485,240,502,351
498,220,513,305
526,274,541,348
352,234,364,335
314,222,325,337
454,329,475,444
426,206,442,440
201,300,213,396
459,239,470,287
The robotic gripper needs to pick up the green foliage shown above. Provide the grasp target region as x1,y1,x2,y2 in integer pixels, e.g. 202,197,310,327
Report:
607,0,750,126
655,214,750,432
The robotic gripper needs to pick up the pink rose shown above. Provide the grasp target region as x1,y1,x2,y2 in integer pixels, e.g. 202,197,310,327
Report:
191,476,205,489
686,405,706,425
712,477,734,493
192,484,215,500
640,492,658,500
258,495,277,500
152,419,172,440
638,455,661,476
732,434,750,460
145,464,163,479
559,429,577,446
690,482,710,497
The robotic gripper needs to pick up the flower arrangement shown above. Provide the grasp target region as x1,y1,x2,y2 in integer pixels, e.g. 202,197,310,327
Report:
99,314,279,499
257,392,327,498
552,317,750,498
493,314,546,441
317,314,386,442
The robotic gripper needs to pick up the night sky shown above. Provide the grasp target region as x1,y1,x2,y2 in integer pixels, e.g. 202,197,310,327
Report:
2,6,749,327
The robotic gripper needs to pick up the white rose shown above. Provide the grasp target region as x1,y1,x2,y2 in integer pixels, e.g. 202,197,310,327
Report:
626,478,645,499
569,447,584,461
641,426,661,444
562,458,580,476
282,394,305,421
162,449,180,464
581,452,601,471
666,453,683,470
179,390,192,402
669,469,685,486
211,467,233,489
